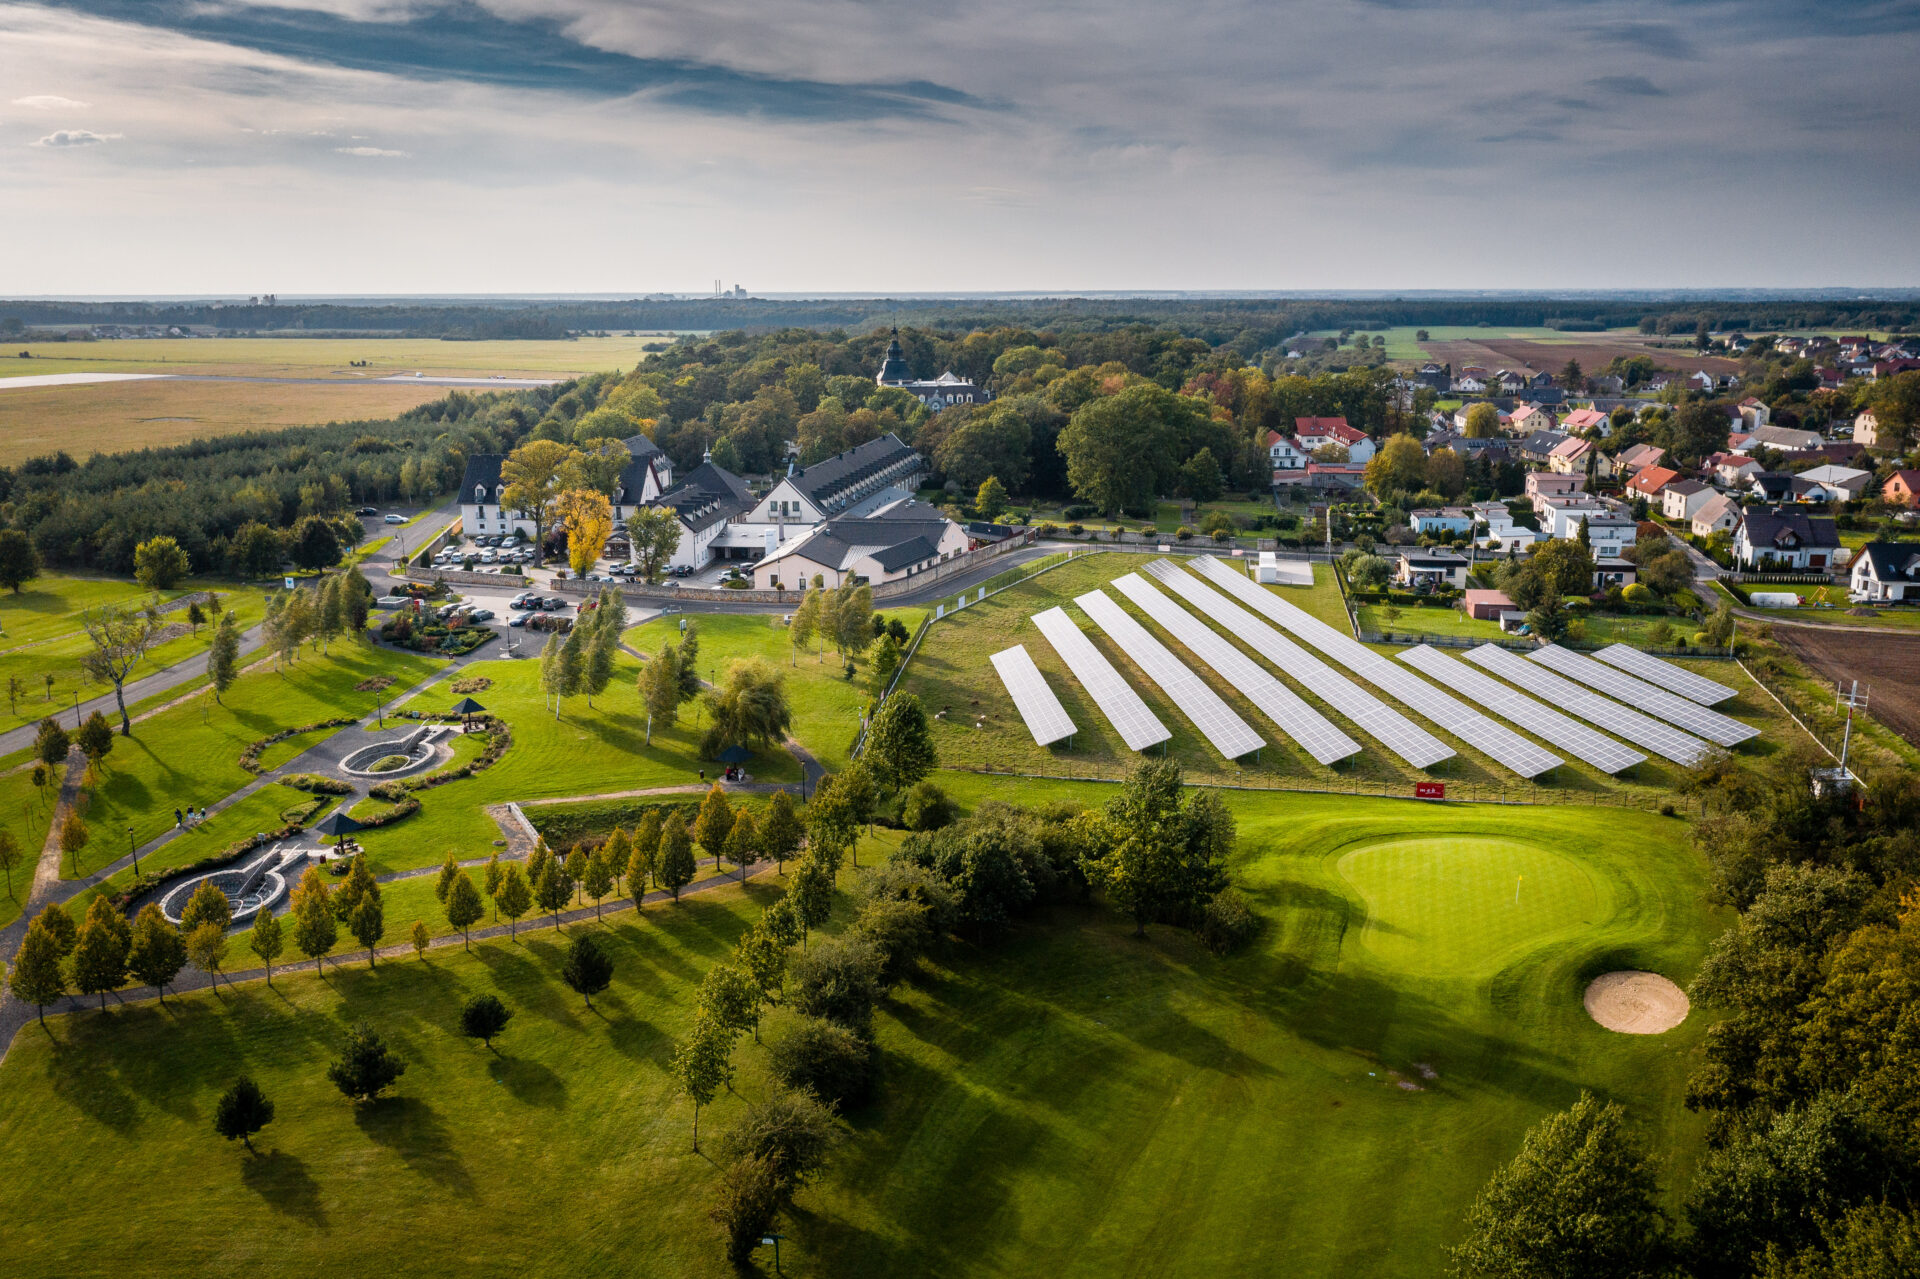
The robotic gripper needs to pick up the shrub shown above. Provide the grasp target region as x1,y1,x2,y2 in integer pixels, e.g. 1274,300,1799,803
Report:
1199,890,1261,955
901,780,954,832
1175,525,1195,541
708,1155,782,1266
1066,523,1084,536
715,1088,841,1195
1062,504,1096,520
1621,583,1655,604
767,1014,874,1110
281,773,353,795
789,937,884,1037
848,896,933,986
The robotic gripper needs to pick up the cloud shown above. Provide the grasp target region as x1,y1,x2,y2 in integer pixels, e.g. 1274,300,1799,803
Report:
31,128,115,146
334,144,407,156
1588,75,1667,97
12,93,91,109
1584,21,1699,60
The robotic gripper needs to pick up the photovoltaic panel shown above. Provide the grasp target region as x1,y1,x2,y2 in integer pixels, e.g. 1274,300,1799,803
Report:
1030,607,1170,752
1398,645,1646,774
1074,589,1267,761
1109,572,1361,765
1141,559,1454,769
1188,555,1564,778
1594,644,1738,706
1529,644,1759,747
989,645,1077,747
1461,643,1713,766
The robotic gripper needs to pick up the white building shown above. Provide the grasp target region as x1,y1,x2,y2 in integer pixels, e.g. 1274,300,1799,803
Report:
873,329,984,409
1850,542,1920,602
751,500,970,590
460,434,672,540
744,434,926,526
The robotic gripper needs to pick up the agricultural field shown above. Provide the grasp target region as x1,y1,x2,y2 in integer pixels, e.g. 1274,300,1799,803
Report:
1769,625,1920,750
0,336,673,380
900,552,1801,803
0,780,1723,1278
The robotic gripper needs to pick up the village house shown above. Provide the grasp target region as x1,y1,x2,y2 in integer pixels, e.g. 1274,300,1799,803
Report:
1267,430,1310,476
1561,407,1610,437
1708,452,1766,487
1473,501,1541,552
1661,479,1714,522
1741,424,1825,454
1293,417,1376,464
1690,493,1742,538
873,328,985,408
1547,436,1595,476
1791,464,1872,504
1625,465,1682,503
1849,542,1920,603
1395,547,1470,592
744,433,925,525
1738,397,1772,429
1734,507,1841,571
1853,411,1882,448
1507,403,1554,436
1409,507,1475,537
1612,442,1666,477
1883,469,1920,507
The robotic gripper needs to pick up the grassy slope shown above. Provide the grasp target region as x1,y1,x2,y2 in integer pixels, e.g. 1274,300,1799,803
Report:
0,785,1722,1278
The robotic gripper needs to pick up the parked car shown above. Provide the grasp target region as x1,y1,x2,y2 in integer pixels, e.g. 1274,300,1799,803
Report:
355,506,378,516
384,513,406,524
469,609,494,622
507,614,527,628
543,597,568,611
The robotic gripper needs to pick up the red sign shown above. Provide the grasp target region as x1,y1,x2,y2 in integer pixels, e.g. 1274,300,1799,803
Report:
1415,782,1446,800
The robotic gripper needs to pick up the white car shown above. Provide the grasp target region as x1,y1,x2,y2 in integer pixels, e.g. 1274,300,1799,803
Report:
479,549,497,563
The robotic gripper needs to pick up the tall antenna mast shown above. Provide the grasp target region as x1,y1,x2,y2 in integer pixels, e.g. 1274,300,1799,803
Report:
1836,679,1868,777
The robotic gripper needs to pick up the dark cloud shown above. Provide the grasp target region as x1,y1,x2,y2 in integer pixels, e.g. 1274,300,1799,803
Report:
1584,21,1699,59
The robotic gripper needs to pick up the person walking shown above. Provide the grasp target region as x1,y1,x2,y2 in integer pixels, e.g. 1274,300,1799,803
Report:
174,807,183,829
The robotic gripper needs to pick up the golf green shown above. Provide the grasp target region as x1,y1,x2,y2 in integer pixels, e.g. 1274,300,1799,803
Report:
1337,836,1604,977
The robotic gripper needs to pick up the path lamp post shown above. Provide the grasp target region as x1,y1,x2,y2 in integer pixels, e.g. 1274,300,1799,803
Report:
128,826,138,877
759,1234,786,1274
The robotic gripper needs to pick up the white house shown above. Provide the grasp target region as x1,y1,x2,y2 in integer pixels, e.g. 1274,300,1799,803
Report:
1661,479,1714,522
744,433,925,525
1734,508,1841,571
1740,424,1824,454
650,458,758,572
1581,514,1638,559
873,328,984,409
1850,542,1920,602
1293,417,1376,464
1690,493,1742,538
1739,397,1772,429
1395,548,1470,591
1266,430,1310,477
750,500,969,590
1473,501,1540,552
1792,464,1872,504
460,434,671,541
1408,507,1474,536
1853,411,1882,448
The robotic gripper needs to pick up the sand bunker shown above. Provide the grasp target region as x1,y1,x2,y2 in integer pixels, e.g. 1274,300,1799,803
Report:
1584,971,1689,1034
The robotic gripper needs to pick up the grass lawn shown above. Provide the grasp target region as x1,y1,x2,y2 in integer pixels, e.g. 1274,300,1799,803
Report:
1356,601,1692,646
0,786,1723,1277
903,552,1801,801
0,580,269,732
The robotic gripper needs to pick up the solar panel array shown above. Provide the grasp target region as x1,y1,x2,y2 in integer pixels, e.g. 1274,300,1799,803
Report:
1030,606,1171,752
1398,645,1646,774
1461,643,1713,766
1594,644,1738,706
989,645,1077,747
1189,556,1563,778
1529,645,1759,747
1109,572,1361,765
1075,589,1267,760
1141,559,1454,768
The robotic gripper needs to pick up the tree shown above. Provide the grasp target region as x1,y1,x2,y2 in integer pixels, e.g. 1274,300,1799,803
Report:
565,847,588,905
288,517,342,572
826,583,875,663
534,858,572,929
444,871,485,949
708,1154,783,1266
1086,757,1230,936
1559,358,1585,391
207,610,241,704
498,440,581,563
1532,538,1596,598
1449,1092,1669,1279
8,916,66,1023
186,921,229,991
676,623,703,701
551,625,586,717
1463,403,1501,438
80,602,166,735
561,932,615,1007
1179,447,1224,502
807,774,860,870
702,658,793,758
229,522,283,578
625,827,656,909
672,1012,736,1150
133,535,190,590
582,589,622,708
722,811,760,883
186,600,205,634
694,783,736,871
865,693,936,792
495,862,533,939
433,851,460,904
34,717,68,774
1427,447,1467,499
461,994,512,1049
717,1086,842,1196
1702,599,1736,648
1526,592,1570,643
76,711,114,770
639,644,682,745
789,935,883,1036
627,505,683,584
59,811,89,877
213,1077,275,1154
328,1022,407,1102
0,829,20,903
582,846,615,919
790,589,823,664
407,919,429,960
556,487,613,578
248,907,283,987
1364,433,1427,499
35,899,77,955
974,475,1009,520
761,791,803,873
791,853,835,945
72,908,130,1011
658,820,697,901
292,868,338,973
483,851,503,920
1057,383,1194,514
0,527,42,594
768,1014,873,1110
175,877,228,932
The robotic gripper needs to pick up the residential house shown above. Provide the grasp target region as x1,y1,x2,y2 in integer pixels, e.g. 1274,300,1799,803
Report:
1525,472,1586,506
1661,479,1714,522
1415,363,1452,391
1267,430,1310,477
1409,507,1474,536
1690,493,1742,538
1561,408,1610,437
1748,473,1796,504
1883,469,1920,507
1708,452,1765,487
1303,462,1370,492
1738,397,1772,429
1537,494,1612,538
1548,436,1595,476
1293,417,1376,463
1854,411,1882,448
1743,424,1826,453
751,499,969,590
1519,430,1570,466
1589,374,1626,395
1792,464,1872,504
1613,442,1667,476
1799,441,1872,471
1508,403,1554,436
1395,548,1470,592
1849,542,1920,602
1734,507,1841,571
1454,376,1488,394
1581,514,1638,559
744,433,925,525
1593,557,1639,590
1473,501,1541,552
1626,465,1682,503
1424,430,1511,463
1688,371,1716,393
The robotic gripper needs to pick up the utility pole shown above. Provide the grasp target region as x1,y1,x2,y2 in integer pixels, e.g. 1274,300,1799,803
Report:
1836,679,1868,781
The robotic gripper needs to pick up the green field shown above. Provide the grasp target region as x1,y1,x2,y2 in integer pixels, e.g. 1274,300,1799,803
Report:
1355,600,1697,646
902,552,1796,801
0,782,1722,1277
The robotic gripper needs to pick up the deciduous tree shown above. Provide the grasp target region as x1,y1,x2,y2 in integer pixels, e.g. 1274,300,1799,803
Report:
248,907,283,987
561,932,614,1007
864,693,936,792
214,1077,275,1154
495,862,533,939
80,602,165,735
444,871,484,949
133,535,190,591
7,916,66,1023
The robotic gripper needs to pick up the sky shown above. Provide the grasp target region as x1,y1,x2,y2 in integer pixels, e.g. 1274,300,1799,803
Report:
3,0,1919,295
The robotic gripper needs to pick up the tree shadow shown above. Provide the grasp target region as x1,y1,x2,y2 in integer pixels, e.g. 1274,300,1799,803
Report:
240,1147,330,1230
352,1096,476,1197
487,1053,568,1109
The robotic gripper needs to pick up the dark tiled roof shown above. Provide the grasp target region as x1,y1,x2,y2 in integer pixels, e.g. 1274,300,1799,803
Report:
461,454,505,495
1741,507,1839,550
791,434,923,508
652,460,752,533
872,536,940,571
1855,542,1920,582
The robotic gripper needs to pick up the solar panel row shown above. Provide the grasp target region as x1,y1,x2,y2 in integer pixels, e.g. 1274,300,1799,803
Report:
1594,643,1738,706
989,645,1077,747
1529,645,1758,747
1075,589,1267,760
1189,556,1564,778
1109,572,1361,765
1461,643,1713,766
1030,606,1171,752
1397,644,1646,774
1140,559,1455,768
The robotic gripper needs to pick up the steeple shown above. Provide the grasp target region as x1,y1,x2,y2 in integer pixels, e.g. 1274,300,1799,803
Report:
876,326,912,386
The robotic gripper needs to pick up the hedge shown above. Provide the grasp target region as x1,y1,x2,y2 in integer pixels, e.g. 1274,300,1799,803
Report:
525,797,699,851
238,717,362,774
281,773,354,795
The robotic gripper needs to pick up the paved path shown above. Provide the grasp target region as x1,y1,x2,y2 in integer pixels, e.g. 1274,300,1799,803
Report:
25,746,86,906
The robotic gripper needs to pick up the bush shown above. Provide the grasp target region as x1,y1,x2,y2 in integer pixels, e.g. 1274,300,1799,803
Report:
1062,504,1096,520
848,896,933,986
768,1014,874,1110
789,937,884,1037
901,780,954,832
281,773,353,795
1621,583,1655,604
1199,890,1261,955
1175,525,1195,541
708,1155,782,1265
1066,523,1084,536
715,1088,841,1195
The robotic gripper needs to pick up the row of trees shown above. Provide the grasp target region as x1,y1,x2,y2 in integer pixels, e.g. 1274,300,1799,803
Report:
535,586,627,716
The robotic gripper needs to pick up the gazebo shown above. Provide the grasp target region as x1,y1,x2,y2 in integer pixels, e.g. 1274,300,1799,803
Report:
312,809,363,857
450,696,486,731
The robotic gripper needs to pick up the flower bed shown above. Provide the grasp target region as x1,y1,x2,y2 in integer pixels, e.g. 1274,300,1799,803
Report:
281,773,354,795
348,793,422,828
237,717,362,774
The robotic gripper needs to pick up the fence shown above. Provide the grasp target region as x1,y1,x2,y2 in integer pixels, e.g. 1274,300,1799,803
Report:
1737,656,1845,763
